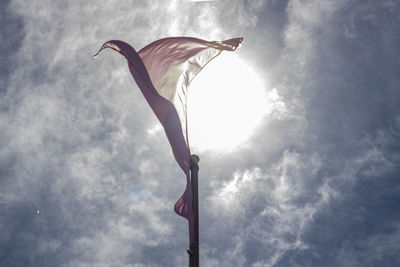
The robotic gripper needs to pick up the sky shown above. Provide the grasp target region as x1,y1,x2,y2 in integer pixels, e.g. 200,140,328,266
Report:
1,0,399,266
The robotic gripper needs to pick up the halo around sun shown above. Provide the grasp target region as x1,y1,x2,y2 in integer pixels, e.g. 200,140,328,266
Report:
187,53,271,152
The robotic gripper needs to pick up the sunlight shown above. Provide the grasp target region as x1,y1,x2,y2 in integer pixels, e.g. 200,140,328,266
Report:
187,53,270,152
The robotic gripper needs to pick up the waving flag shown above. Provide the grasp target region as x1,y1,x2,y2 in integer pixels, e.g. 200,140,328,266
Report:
95,37,243,243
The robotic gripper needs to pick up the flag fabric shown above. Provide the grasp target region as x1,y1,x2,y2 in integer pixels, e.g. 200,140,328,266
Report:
95,37,243,243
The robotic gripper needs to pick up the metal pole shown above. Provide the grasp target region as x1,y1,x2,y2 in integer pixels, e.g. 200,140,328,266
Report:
189,154,199,267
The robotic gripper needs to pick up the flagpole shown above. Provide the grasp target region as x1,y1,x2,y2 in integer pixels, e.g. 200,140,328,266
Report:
189,154,200,267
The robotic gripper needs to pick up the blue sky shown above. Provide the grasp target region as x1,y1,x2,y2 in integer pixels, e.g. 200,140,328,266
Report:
1,0,399,266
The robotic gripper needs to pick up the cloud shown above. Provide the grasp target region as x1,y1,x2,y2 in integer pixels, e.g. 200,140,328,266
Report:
1,0,399,266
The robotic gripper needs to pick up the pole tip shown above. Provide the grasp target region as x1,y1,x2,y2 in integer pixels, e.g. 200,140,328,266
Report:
190,154,200,165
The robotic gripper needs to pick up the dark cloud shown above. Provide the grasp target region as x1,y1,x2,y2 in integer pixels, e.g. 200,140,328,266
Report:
0,0,24,94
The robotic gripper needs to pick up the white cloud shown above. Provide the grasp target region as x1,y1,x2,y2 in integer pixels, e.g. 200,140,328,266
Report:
1,0,399,266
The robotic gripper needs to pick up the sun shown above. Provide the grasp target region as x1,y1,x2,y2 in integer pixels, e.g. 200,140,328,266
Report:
187,52,269,152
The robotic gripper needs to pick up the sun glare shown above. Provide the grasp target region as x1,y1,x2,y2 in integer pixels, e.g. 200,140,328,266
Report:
187,53,270,152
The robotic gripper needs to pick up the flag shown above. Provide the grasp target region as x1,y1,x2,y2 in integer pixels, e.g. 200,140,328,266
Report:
95,37,243,243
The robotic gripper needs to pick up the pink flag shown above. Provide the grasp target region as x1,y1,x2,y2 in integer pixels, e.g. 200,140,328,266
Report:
95,37,242,243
